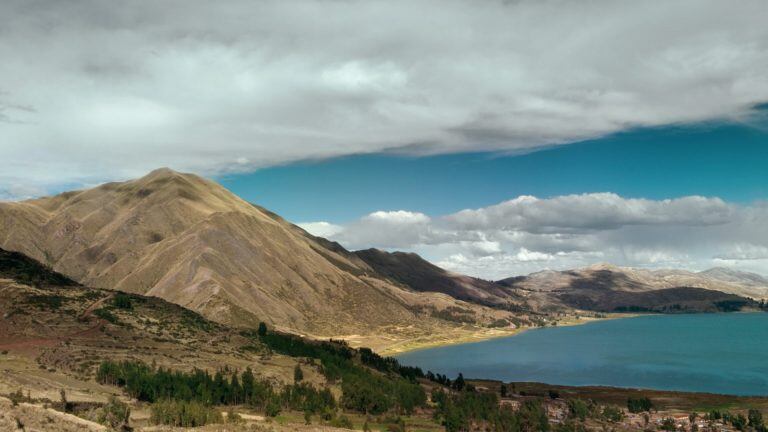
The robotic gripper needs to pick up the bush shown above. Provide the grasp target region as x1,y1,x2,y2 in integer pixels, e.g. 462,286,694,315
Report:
567,399,589,421
112,293,133,310
150,400,222,427
602,405,625,423
226,407,244,424
265,398,281,417
97,396,131,429
9,388,24,406
94,308,119,324
330,415,354,429
26,295,65,310
660,417,676,431
294,364,304,383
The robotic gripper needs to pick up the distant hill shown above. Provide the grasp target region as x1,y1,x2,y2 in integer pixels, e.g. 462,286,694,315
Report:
353,248,525,309
498,264,766,313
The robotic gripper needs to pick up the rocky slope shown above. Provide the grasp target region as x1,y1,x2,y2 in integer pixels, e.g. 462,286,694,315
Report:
0,169,517,339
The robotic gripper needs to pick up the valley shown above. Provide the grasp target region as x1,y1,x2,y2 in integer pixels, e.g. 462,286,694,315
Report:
1,169,768,431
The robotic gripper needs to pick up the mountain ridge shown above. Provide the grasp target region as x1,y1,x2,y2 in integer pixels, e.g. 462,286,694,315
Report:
0,168,523,348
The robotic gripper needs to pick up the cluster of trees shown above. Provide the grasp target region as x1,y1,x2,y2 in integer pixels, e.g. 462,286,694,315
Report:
627,396,653,413
431,388,549,432
96,360,335,416
97,322,433,422
341,372,426,415
566,399,624,424
246,324,429,414
706,409,767,432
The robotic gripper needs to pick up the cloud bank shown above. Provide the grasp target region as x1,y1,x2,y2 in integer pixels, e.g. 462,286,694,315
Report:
1,0,768,195
299,193,768,279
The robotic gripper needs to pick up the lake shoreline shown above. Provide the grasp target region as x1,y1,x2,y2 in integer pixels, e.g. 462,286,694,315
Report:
380,312,640,357
392,312,768,396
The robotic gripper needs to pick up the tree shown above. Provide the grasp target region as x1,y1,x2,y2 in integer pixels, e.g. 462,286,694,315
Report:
500,383,508,398
294,364,304,383
60,389,70,413
258,322,268,337
627,397,653,413
452,373,466,392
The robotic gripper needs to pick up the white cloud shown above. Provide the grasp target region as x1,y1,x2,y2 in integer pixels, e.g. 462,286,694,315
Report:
297,221,344,238
1,1,768,193
445,194,734,233
318,194,768,279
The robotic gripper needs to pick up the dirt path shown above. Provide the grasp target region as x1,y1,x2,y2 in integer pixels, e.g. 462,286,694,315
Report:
0,293,114,350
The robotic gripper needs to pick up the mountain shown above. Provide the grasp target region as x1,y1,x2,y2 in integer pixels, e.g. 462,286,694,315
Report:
697,267,768,288
353,248,525,309
498,263,767,313
0,169,519,346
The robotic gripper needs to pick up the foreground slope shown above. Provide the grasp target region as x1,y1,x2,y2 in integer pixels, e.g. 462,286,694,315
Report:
0,169,520,342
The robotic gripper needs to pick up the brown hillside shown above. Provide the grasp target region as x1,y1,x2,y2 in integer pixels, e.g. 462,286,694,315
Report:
0,169,518,341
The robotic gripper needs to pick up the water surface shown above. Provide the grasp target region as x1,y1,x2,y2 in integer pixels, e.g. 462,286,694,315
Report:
396,313,768,395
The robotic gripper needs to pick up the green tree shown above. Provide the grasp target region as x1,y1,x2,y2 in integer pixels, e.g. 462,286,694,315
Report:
627,396,653,413
294,364,304,383
258,322,268,337
452,373,466,392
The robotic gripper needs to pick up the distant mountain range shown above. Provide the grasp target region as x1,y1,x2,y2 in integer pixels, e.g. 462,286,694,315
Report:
1,168,765,347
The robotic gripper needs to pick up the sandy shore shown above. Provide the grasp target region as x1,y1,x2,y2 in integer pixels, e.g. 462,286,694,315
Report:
372,313,637,356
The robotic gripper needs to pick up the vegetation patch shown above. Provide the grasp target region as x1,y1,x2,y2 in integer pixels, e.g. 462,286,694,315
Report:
94,308,119,324
25,294,66,310
0,248,79,287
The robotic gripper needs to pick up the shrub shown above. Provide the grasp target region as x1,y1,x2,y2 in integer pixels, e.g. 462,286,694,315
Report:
660,417,677,431
94,308,119,324
97,396,131,429
112,293,133,310
602,405,625,423
9,388,24,406
26,295,65,310
567,399,589,421
294,364,304,383
150,400,222,427
226,407,244,424
330,415,354,429
265,397,281,417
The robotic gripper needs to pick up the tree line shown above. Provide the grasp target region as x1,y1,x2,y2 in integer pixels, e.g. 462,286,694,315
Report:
96,360,334,416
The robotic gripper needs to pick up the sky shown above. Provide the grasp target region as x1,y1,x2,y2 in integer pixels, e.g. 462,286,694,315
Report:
1,1,768,278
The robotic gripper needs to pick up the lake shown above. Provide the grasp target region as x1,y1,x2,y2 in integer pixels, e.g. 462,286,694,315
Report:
396,313,768,396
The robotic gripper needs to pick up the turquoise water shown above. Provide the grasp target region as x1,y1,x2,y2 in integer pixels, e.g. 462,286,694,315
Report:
396,313,768,396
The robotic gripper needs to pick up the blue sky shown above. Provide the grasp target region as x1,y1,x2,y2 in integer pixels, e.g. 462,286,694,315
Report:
218,121,768,224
